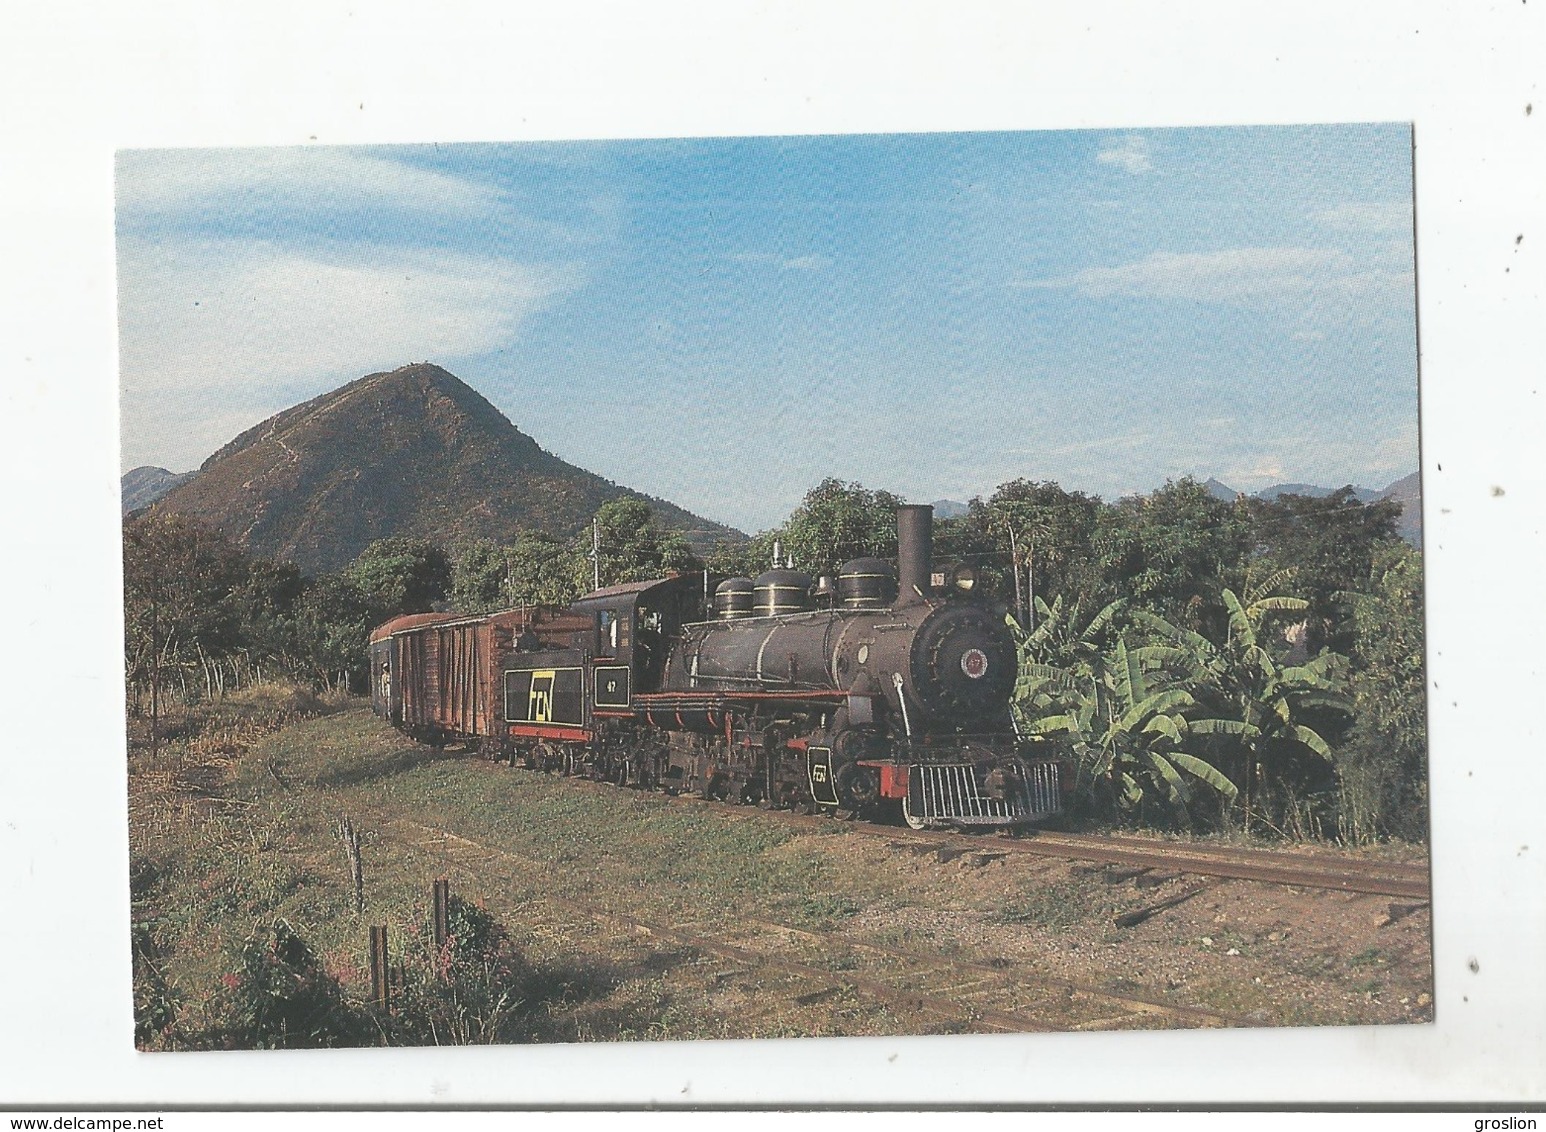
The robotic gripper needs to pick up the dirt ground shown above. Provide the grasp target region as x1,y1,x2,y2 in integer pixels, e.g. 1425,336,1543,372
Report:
128,702,1434,1044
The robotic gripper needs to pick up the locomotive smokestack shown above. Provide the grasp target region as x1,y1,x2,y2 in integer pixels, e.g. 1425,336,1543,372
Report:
895,504,933,606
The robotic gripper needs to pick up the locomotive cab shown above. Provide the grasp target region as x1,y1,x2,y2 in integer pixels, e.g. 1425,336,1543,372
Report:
567,574,713,705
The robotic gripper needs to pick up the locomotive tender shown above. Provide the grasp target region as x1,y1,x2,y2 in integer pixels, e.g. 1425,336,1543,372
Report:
369,505,1064,829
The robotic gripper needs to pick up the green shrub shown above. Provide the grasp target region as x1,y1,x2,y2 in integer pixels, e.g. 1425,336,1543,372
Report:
207,920,365,1049
132,925,182,1050
1336,544,1428,844
388,897,531,1045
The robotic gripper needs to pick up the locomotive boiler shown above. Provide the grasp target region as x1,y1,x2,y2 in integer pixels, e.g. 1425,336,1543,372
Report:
370,504,1064,830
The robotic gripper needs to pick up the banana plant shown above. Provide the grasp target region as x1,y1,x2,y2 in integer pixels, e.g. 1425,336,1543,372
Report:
1009,596,1125,724
1008,603,1238,822
1130,587,1353,811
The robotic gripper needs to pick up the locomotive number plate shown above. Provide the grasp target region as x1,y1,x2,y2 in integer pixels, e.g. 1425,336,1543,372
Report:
961,648,989,679
594,664,630,708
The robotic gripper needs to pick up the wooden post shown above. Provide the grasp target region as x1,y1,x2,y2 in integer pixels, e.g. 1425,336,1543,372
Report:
432,878,450,949
369,925,390,1009
338,816,363,914
1025,532,1035,632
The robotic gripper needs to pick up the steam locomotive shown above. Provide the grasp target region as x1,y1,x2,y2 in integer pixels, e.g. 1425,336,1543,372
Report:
369,505,1064,830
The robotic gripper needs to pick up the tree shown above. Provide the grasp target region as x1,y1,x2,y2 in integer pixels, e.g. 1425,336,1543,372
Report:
1013,604,1240,827
343,537,451,618
774,479,904,578
704,530,779,581
1013,575,1353,833
584,499,699,589
228,556,306,678
290,573,376,691
1091,478,1252,630
506,531,586,606
968,480,1102,623
1244,487,1403,652
1010,595,1126,760
449,538,510,614
123,513,254,718
1336,542,1428,843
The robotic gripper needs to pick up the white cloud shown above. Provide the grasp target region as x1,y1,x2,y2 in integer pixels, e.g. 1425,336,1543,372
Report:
1035,430,1153,459
782,254,831,271
117,234,575,474
1215,420,1419,495
1095,135,1153,174
118,147,505,225
115,147,604,471
1225,458,1288,484
728,251,832,271
116,146,611,258
1017,246,1413,307
120,237,568,396
1315,201,1412,233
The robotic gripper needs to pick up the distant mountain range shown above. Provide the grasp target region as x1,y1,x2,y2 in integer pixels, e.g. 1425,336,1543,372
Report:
927,472,1422,548
127,363,742,573
1202,474,1423,546
122,367,1422,569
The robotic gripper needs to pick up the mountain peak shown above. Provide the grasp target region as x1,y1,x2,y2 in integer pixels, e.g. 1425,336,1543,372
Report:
153,363,738,572
1202,477,1240,502
121,465,195,514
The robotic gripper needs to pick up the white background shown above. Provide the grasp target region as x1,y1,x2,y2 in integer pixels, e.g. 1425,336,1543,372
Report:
1,0,1542,1107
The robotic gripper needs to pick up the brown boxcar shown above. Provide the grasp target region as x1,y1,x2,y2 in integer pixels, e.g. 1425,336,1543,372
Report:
368,607,589,747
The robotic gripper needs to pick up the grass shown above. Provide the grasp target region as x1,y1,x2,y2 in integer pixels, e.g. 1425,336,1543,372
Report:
129,691,1429,1045
994,877,1104,930
128,696,969,1046
1347,947,1388,969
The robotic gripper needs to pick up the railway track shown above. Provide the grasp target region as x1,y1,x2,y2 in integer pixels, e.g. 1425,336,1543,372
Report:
368,812,1249,1036
484,756,1430,902
845,824,1431,901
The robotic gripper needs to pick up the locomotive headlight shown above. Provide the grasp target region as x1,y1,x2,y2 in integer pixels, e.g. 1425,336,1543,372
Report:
951,564,979,593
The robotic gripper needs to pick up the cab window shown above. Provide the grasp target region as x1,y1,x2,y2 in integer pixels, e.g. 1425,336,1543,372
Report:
596,610,619,654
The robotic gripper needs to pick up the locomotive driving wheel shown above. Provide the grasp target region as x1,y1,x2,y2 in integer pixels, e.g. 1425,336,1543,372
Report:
835,762,880,818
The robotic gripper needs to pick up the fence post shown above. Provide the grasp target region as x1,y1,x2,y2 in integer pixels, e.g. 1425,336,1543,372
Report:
338,816,364,914
369,925,390,1010
432,879,450,948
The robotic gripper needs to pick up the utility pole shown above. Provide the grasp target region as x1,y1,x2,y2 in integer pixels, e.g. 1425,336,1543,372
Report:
1025,530,1035,632
1005,526,1025,627
591,519,600,591
149,584,160,760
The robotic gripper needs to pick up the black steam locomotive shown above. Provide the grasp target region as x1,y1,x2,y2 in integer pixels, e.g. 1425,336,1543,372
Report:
369,505,1064,830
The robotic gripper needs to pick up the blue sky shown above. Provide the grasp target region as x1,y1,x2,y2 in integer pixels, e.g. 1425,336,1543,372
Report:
117,125,1418,533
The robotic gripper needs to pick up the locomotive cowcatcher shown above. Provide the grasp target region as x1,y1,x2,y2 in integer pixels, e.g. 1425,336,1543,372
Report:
369,505,1064,830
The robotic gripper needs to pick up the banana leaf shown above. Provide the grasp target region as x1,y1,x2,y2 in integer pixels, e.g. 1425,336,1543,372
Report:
1187,718,1261,739
1144,750,1189,806
1170,751,1239,800
1291,724,1334,760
